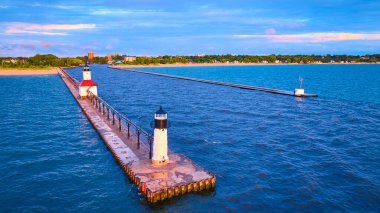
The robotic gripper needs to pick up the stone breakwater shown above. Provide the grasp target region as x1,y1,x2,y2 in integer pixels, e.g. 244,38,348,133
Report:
58,68,215,204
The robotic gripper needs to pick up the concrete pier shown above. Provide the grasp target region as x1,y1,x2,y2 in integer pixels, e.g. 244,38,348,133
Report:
110,66,318,98
57,68,215,204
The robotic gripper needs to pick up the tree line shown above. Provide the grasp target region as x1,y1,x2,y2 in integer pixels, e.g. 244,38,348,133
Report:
0,54,85,68
1,54,379,68
125,54,380,65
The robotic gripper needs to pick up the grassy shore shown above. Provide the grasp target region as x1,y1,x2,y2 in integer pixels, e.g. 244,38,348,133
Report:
0,67,58,76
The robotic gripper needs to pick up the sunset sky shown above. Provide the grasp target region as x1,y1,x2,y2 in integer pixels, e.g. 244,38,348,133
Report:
1,0,380,56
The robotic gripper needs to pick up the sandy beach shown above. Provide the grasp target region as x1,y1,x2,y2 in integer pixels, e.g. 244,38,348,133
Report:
0,68,58,76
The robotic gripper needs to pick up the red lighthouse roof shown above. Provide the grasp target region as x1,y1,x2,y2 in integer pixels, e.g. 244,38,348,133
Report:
79,80,97,87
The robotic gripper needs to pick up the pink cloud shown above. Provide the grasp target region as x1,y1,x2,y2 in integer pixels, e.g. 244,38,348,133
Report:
3,22,96,36
40,41,53,48
234,33,380,43
265,28,276,35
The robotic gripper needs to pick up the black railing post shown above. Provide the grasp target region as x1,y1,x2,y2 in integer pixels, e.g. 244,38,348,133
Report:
119,116,121,132
127,122,130,138
137,129,141,149
107,107,110,120
98,100,101,112
112,111,115,125
95,97,98,108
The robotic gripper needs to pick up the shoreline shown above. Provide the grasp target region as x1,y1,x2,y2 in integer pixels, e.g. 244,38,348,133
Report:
114,62,379,68
0,68,58,76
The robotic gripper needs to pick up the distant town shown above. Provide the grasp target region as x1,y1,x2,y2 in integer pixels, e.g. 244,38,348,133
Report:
1,52,380,68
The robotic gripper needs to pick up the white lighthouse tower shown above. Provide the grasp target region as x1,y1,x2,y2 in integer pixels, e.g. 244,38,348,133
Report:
152,106,169,165
79,62,98,99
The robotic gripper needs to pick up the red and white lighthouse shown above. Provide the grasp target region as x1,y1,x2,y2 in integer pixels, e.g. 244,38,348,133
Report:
79,62,97,99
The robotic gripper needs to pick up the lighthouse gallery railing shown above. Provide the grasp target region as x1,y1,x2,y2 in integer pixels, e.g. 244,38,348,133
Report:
58,67,154,159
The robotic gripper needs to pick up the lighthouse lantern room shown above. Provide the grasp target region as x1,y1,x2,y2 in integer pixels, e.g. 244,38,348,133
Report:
152,106,169,165
79,62,98,99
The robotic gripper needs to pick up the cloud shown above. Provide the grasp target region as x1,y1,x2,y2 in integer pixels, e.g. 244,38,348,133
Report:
5,29,68,36
234,33,380,43
105,44,113,50
41,4,79,10
28,3,80,10
265,28,276,35
202,9,242,17
3,22,96,36
90,9,166,17
0,5,9,9
40,41,53,48
81,45,97,50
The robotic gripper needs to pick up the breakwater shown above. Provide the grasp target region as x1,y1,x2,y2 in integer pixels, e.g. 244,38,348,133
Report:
110,66,318,97
57,68,215,204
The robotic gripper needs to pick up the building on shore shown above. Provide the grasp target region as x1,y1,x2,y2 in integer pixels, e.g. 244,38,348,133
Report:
106,54,113,64
88,52,94,61
106,54,112,61
124,56,137,62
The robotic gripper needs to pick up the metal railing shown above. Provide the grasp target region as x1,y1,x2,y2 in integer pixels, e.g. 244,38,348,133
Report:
58,67,154,159
58,67,80,88
87,91,154,159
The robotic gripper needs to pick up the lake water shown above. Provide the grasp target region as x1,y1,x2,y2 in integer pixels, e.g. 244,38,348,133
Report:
1,64,379,212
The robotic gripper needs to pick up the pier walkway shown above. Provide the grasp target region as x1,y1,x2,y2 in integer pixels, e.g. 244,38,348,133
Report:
58,68,215,204
110,66,318,97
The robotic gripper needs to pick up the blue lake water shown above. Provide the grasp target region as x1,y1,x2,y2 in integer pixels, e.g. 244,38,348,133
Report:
137,64,380,104
1,64,380,212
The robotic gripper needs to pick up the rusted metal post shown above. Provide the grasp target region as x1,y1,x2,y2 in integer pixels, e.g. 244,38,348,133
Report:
95,97,98,108
98,100,101,112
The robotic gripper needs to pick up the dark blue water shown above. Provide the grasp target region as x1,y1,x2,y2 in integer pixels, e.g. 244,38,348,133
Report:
0,76,149,212
137,65,380,104
1,65,380,212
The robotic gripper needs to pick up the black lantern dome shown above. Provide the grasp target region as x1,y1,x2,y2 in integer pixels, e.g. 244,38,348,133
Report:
155,106,167,115
154,106,168,129
83,61,90,71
